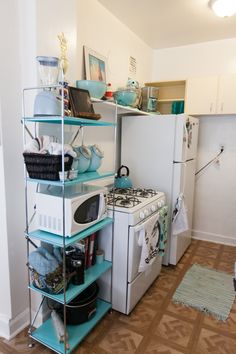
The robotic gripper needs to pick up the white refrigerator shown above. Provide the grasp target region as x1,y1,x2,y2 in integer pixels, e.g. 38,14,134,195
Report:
121,114,199,265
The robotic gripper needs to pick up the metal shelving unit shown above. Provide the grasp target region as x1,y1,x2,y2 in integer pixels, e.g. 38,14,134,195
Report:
22,86,117,354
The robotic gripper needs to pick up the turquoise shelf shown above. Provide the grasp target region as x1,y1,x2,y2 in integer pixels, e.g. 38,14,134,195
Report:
27,217,113,247
22,116,116,126
26,171,114,186
31,299,111,354
29,260,112,304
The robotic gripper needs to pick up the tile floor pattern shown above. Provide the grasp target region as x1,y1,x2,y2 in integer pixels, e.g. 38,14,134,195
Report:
1,240,236,354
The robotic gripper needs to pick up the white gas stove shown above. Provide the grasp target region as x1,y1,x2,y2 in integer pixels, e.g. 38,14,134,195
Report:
107,187,166,226
103,187,168,314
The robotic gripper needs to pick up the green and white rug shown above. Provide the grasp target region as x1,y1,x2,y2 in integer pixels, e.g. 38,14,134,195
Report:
172,264,235,321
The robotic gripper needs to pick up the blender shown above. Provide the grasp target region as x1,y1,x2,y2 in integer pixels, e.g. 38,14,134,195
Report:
34,56,61,116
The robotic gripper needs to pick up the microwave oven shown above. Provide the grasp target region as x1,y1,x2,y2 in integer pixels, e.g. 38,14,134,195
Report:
36,185,108,237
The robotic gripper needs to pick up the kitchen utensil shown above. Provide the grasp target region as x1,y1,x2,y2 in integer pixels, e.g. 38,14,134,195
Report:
87,144,104,172
113,89,137,107
34,56,61,116
114,165,133,189
73,145,91,173
76,80,106,99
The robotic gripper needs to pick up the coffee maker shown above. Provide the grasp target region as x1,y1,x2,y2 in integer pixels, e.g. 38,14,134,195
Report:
34,56,61,116
141,86,159,112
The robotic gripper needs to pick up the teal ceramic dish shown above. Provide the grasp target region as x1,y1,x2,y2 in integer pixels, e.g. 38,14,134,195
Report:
76,80,106,99
113,90,137,106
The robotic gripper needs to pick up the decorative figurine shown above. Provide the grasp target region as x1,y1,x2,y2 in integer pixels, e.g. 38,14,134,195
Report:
57,32,69,76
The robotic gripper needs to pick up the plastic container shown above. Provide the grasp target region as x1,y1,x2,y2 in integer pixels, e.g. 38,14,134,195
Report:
36,56,59,86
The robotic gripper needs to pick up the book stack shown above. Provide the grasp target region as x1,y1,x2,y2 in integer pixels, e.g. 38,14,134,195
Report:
75,232,98,269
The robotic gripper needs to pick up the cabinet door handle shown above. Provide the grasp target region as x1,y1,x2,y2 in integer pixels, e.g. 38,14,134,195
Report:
221,103,224,113
210,103,213,113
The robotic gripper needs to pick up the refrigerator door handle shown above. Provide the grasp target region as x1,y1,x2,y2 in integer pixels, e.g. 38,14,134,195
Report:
173,158,194,164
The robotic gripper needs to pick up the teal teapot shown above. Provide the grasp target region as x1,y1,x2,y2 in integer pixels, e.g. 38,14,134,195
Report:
114,165,133,189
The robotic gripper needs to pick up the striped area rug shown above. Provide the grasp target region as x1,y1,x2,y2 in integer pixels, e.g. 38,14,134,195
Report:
172,264,235,321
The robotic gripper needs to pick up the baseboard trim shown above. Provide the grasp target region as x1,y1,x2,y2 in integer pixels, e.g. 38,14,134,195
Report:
0,309,29,340
9,308,29,339
0,314,11,339
0,305,51,340
192,229,236,246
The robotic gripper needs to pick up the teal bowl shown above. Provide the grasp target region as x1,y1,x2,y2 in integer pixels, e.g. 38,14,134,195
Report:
113,90,137,106
76,80,106,99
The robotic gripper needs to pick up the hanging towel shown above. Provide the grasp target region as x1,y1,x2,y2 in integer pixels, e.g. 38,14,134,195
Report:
138,214,160,272
158,206,168,256
24,135,58,154
172,194,189,235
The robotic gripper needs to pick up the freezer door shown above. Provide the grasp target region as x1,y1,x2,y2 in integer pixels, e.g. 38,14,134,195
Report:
174,115,199,162
121,114,176,202
169,159,196,265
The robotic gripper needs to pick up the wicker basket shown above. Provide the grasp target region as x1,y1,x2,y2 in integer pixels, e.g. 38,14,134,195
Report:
23,153,73,181
30,266,70,295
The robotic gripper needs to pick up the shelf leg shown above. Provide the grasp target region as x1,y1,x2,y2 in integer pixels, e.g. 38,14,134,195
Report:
28,341,35,348
30,296,46,329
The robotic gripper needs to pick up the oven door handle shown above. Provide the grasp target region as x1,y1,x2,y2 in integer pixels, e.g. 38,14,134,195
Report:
132,212,160,233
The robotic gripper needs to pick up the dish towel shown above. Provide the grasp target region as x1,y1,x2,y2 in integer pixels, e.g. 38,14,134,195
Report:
138,214,160,272
172,194,189,235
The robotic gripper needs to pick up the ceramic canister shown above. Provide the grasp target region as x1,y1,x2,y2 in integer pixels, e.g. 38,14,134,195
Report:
73,146,91,173
87,145,104,172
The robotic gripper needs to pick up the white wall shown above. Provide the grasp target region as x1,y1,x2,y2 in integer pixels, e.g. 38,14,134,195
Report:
0,0,154,339
153,37,236,80
77,0,153,88
35,0,154,172
0,0,29,339
153,38,236,245
35,0,153,88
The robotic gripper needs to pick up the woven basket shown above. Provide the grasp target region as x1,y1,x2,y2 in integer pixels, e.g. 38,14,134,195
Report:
23,153,73,181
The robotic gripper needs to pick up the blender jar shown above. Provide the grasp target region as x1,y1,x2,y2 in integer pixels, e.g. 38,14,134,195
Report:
36,56,59,86
34,56,61,116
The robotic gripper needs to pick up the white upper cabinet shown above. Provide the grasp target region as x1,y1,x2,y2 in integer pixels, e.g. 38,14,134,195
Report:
185,75,236,115
185,76,218,115
217,75,236,114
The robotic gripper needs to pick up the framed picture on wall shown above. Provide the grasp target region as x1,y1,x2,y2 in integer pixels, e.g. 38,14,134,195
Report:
84,46,107,82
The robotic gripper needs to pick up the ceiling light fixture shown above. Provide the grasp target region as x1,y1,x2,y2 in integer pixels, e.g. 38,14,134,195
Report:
210,0,236,17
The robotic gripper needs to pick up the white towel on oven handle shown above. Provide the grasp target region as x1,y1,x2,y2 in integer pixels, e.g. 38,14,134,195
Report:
138,213,160,272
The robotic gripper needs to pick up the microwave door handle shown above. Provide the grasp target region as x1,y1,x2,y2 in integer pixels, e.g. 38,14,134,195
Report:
98,193,105,217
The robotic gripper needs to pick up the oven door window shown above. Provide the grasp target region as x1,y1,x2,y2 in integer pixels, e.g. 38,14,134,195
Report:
74,195,99,224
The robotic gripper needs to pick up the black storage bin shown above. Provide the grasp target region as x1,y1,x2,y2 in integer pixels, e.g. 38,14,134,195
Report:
62,282,99,325
23,153,73,180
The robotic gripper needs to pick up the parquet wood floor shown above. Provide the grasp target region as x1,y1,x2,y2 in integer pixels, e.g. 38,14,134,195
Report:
1,240,236,354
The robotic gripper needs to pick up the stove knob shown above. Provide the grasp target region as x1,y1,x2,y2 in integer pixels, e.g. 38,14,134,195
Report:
151,205,157,212
157,201,162,208
139,211,145,220
144,209,149,217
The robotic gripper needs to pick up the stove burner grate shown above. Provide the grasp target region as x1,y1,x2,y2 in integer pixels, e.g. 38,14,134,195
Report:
109,187,159,198
107,195,141,208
